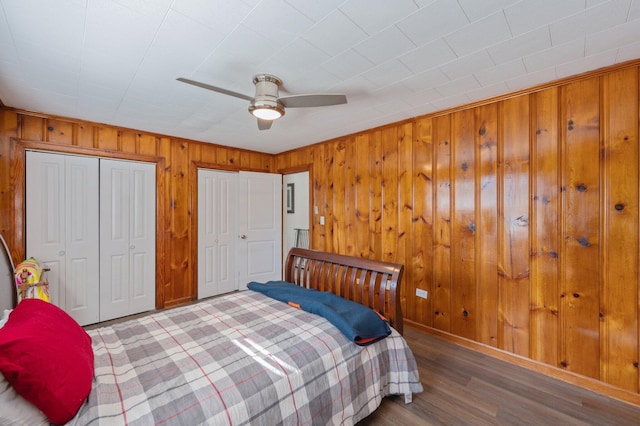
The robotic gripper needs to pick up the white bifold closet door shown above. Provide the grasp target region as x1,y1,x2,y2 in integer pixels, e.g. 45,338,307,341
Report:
99,159,156,322
26,152,156,326
26,151,100,325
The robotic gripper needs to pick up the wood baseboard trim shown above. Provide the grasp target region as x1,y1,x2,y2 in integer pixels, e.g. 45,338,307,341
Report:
406,320,640,408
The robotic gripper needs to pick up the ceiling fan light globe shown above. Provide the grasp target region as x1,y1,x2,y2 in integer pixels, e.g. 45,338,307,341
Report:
249,99,285,120
252,108,282,120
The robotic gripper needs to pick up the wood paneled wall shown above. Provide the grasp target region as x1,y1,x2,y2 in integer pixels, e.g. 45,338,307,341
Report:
275,64,640,394
0,110,274,308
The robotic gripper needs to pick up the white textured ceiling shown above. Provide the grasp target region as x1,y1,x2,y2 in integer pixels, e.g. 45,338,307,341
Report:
1,0,639,154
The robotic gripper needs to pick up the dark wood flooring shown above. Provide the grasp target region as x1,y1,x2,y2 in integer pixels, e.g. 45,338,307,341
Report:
358,327,640,425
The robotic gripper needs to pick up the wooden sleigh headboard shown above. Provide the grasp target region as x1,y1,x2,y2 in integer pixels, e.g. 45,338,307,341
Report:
284,248,405,334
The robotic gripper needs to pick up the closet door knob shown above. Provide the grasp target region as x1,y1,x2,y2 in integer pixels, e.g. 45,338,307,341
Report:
130,245,135,250
58,250,65,256
240,234,247,239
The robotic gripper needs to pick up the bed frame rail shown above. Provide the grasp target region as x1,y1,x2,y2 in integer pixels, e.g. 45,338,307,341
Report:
284,248,405,334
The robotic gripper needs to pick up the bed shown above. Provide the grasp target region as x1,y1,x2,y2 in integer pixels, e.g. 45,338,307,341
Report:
0,247,423,425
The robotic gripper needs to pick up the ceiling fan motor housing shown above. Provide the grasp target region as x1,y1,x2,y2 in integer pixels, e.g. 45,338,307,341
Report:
248,74,285,119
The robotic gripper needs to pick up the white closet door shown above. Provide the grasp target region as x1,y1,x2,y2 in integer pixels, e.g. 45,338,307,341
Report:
238,171,282,289
26,151,65,305
26,151,100,325
129,164,156,314
100,159,155,322
198,169,237,299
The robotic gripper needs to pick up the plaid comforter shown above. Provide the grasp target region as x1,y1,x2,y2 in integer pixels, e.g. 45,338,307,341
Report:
70,291,423,425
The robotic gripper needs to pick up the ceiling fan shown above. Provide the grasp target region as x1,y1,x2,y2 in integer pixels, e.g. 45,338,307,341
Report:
177,74,347,130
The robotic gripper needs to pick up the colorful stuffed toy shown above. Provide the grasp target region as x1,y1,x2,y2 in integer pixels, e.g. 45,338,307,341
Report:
15,257,50,303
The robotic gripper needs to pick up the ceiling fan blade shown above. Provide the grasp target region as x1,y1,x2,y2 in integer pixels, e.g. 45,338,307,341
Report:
279,93,347,108
257,118,273,130
176,77,253,101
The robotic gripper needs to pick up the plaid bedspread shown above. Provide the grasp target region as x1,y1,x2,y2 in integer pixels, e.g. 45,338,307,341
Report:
70,291,423,425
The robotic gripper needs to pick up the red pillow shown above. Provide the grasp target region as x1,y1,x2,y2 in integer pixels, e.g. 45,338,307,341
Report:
0,299,94,425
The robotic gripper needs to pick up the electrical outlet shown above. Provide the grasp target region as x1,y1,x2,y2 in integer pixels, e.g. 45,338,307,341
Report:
416,288,428,299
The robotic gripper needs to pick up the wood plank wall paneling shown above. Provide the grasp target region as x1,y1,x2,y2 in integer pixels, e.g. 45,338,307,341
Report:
0,110,274,311
561,77,601,379
381,127,400,265
601,67,639,392
354,134,371,259
333,140,347,254
397,123,413,309
412,117,433,326
274,63,640,396
433,115,453,332
531,87,560,366
0,110,19,262
369,133,383,266
3,61,640,399
498,95,531,357
345,137,357,258
476,103,499,348
451,108,476,341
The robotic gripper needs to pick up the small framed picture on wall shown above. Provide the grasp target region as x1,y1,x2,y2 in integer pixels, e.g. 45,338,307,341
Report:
286,183,295,213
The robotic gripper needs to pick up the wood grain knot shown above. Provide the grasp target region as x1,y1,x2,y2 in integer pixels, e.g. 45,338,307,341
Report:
462,310,468,317
577,237,590,247
615,203,625,211
47,126,54,131
512,215,528,226
577,184,587,192
479,127,486,136
560,361,568,368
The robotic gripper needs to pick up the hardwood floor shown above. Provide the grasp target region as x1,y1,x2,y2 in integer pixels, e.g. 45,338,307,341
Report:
359,327,640,426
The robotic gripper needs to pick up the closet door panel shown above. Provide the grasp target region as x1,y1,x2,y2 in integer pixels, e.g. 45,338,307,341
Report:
26,151,66,305
215,175,236,294
198,170,237,299
64,156,100,325
129,162,155,313
100,159,155,321
198,171,219,299
100,160,132,321
26,151,99,325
